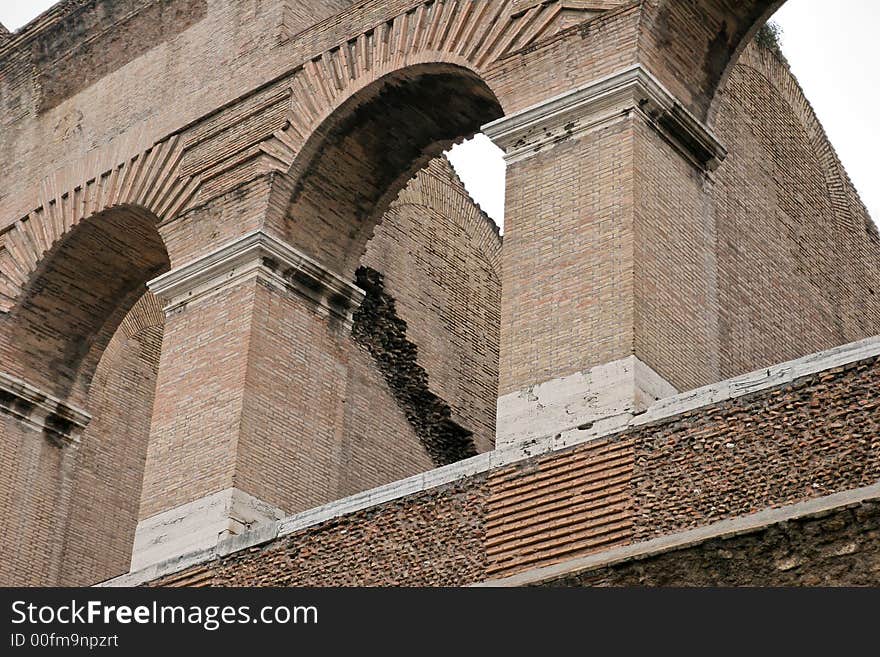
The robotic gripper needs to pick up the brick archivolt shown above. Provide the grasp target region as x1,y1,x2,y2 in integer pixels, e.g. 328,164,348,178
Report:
262,0,599,176
0,134,197,313
0,0,614,314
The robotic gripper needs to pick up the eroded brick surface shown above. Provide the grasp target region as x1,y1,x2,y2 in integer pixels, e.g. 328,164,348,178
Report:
542,500,880,587
153,477,489,588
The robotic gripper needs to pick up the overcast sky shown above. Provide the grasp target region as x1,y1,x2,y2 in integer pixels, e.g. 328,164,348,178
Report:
2,1,876,231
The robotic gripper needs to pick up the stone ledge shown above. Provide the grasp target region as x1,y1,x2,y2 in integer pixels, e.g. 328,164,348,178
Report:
148,230,365,326
484,64,728,169
98,335,880,587
130,488,286,573
496,355,678,448
474,481,880,587
0,371,91,446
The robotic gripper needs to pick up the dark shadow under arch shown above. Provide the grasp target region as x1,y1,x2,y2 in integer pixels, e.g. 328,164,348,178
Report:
283,62,504,278
0,205,170,405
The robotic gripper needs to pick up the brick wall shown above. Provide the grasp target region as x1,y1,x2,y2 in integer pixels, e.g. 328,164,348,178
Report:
500,121,636,395
0,412,76,586
711,43,880,380
141,352,880,586
361,158,501,453
542,499,880,587
3,1,879,588
154,477,488,587
59,294,164,586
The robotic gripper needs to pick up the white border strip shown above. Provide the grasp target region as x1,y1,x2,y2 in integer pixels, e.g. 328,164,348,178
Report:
99,335,880,586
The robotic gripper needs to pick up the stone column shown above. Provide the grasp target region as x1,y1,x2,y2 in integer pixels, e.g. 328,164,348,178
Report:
485,65,727,448
131,230,364,571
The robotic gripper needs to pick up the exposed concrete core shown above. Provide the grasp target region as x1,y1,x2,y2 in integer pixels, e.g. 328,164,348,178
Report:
496,356,678,448
352,266,478,466
131,488,285,572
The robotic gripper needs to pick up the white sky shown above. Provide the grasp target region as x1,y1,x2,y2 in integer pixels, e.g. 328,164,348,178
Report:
1,1,876,231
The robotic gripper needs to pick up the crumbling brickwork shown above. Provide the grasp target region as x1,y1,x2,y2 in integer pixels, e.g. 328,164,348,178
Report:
360,157,502,455
541,500,880,587
153,477,489,588
353,266,479,465
142,353,880,587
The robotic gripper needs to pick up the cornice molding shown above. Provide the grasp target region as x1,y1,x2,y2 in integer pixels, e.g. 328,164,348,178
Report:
484,64,728,170
0,371,91,446
148,230,365,326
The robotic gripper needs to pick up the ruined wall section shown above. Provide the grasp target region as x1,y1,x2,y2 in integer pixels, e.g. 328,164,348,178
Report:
360,157,502,455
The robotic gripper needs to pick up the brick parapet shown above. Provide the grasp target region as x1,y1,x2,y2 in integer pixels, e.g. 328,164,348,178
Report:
100,337,880,586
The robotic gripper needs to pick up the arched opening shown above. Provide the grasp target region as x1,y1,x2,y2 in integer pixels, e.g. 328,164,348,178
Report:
284,63,504,278
0,206,169,585
276,63,505,476
1,206,169,404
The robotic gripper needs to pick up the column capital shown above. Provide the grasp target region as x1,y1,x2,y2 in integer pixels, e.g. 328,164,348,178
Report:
484,64,728,170
148,230,366,326
0,372,91,446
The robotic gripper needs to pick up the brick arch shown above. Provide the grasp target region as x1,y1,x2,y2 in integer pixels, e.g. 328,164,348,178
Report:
0,205,170,406
638,0,786,120
118,292,166,374
389,156,502,278
280,62,503,277
0,134,197,314
255,0,573,276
